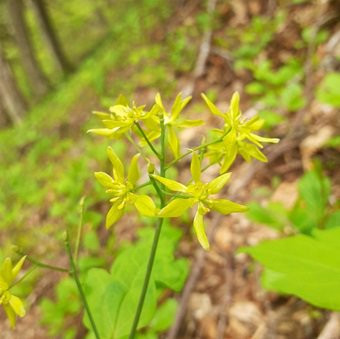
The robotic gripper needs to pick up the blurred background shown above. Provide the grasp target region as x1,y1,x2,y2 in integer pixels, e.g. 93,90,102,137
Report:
0,0,339,338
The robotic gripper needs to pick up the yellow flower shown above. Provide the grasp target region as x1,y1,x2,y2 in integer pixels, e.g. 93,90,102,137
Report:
88,95,160,139
95,147,157,228
202,92,279,172
0,256,26,328
152,153,247,249
155,93,203,158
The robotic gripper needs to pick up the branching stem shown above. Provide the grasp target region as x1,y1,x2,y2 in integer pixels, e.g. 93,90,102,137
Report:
129,117,166,338
135,122,161,159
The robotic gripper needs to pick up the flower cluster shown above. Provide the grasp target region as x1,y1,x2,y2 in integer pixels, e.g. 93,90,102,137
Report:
202,92,279,172
0,256,26,328
91,92,279,249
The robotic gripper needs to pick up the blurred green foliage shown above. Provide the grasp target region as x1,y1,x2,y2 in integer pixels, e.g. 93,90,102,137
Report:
247,168,339,233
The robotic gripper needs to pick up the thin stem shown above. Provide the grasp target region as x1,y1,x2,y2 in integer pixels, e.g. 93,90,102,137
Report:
65,231,101,339
165,129,231,169
74,197,85,264
10,266,37,289
135,122,160,159
129,117,166,339
15,250,69,273
135,180,152,191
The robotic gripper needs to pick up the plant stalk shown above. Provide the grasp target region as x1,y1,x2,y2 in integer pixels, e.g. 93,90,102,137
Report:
65,231,101,339
135,121,161,159
129,117,166,338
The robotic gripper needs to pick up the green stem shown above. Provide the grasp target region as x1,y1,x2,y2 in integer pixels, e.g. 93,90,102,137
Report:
74,197,85,264
10,266,37,289
15,250,69,273
129,117,166,339
65,232,101,339
135,122,161,159
165,129,230,169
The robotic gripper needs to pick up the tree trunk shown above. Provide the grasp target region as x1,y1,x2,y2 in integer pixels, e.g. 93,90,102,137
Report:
30,0,73,74
7,0,49,98
0,48,26,125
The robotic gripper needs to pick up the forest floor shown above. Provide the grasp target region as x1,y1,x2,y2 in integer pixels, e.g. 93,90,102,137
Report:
1,0,339,338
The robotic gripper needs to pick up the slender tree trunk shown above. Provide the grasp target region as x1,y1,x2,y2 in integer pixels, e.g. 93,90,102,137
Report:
0,48,26,125
30,0,73,74
7,0,49,98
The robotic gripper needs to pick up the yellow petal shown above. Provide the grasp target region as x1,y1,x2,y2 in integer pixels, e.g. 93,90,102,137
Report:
151,175,187,193
193,211,209,250
3,304,16,328
12,256,26,280
9,294,25,317
134,195,157,217
159,198,196,217
190,153,201,183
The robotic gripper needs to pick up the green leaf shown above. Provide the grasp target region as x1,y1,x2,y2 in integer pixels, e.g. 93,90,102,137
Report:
298,170,330,227
84,269,126,339
150,299,177,332
317,73,340,108
134,195,157,216
159,198,195,218
325,211,340,229
246,202,288,231
241,227,340,310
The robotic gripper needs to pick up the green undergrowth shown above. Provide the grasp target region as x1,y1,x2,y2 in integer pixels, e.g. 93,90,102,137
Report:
0,0,177,256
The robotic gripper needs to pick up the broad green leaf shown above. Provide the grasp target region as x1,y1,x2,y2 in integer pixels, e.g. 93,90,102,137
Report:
298,170,330,221
158,198,195,218
246,202,288,231
241,227,340,310
150,299,177,332
84,269,123,339
325,211,340,229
